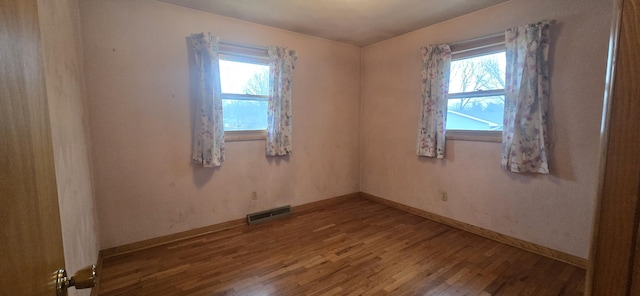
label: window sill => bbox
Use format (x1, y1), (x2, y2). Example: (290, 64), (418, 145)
(446, 130), (502, 143)
(224, 130), (267, 142)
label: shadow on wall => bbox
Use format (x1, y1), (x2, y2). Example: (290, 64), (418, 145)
(545, 22), (576, 183)
(192, 165), (216, 188)
(266, 154), (290, 165)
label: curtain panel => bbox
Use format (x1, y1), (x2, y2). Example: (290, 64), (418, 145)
(190, 33), (225, 167)
(416, 45), (451, 158)
(266, 46), (297, 156)
(502, 21), (553, 174)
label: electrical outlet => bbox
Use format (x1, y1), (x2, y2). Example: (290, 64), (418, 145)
(441, 192), (448, 201)
(251, 191), (258, 200)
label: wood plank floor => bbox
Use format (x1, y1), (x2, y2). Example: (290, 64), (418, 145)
(97, 197), (585, 295)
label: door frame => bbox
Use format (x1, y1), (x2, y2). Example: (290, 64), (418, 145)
(587, 0), (640, 294)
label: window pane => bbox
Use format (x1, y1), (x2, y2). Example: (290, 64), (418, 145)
(222, 99), (268, 131)
(219, 58), (270, 131)
(449, 52), (505, 94)
(446, 96), (504, 131)
(219, 60), (269, 96)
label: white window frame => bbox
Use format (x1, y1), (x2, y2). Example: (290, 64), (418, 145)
(446, 34), (506, 143)
(218, 43), (270, 142)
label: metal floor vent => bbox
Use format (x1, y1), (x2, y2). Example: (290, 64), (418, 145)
(247, 205), (291, 225)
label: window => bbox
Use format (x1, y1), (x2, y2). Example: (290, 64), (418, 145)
(447, 35), (505, 142)
(219, 56), (269, 130)
(217, 43), (270, 141)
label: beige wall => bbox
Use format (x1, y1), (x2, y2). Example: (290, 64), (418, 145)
(361, 0), (612, 258)
(79, 0), (361, 248)
(37, 0), (100, 295)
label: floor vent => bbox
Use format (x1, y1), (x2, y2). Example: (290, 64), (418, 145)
(247, 205), (291, 225)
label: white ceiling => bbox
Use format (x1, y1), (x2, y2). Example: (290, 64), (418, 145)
(158, 0), (510, 46)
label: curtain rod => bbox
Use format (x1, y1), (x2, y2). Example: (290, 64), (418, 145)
(219, 40), (267, 52)
(449, 19), (557, 47)
(450, 32), (504, 47)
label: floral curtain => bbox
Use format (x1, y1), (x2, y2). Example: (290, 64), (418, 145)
(502, 21), (552, 174)
(190, 33), (225, 167)
(416, 45), (451, 158)
(266, 46), (297, 156)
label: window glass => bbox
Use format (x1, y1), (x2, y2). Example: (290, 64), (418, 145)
(221, 100), (269, 131)
(447, 96), (504, 131)
(219, 59), (269, 131)
(447, 51), (505, 131)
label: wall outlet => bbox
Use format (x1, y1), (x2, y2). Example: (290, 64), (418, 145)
(251, 191), (258, 200)
(441, 192), (448, 201)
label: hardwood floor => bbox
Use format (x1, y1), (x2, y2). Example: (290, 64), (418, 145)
(97, 197), (585, 295)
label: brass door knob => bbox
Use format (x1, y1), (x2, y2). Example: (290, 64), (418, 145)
(55, 264), (96, 296)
